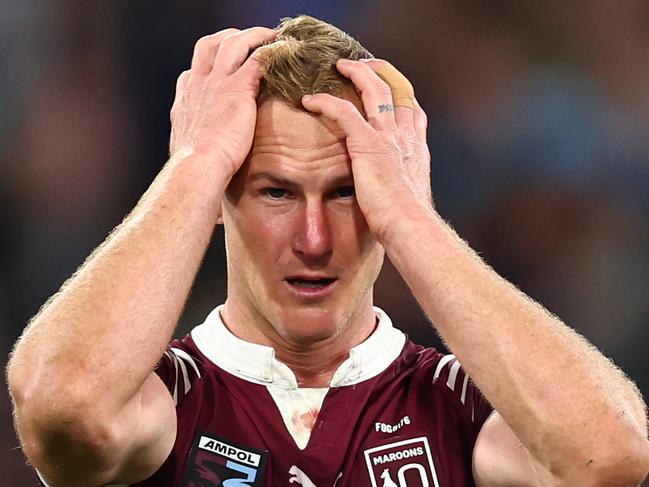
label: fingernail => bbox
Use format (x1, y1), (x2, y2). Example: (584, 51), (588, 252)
(302, 95), (312, 103)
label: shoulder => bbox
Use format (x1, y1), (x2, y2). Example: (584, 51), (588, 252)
(404, 345), (494, 431)
(155, 334), (206, 406)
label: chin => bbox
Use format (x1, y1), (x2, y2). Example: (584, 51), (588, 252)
(274, 306), (343, 345)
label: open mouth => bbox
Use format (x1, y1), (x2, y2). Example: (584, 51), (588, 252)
(285, 277), (337, 288)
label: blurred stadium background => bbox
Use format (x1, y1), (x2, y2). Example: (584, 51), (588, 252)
(2, 1), (649, 484)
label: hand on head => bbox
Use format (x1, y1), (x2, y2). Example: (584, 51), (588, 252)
(169, 27), (276, 176)
(169, 22), (432, 243)
(301, 59), (432, 243)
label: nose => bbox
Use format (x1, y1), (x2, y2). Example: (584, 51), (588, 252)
(292, 200), (333, 264)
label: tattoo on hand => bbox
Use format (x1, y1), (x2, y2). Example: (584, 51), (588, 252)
(378, 104), (394, 113)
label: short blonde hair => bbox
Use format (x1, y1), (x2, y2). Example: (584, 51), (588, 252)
(258, 15), (373, 108)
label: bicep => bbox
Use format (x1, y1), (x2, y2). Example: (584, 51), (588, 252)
(33, 372), (177, 487)
(473, 412), (549, 487)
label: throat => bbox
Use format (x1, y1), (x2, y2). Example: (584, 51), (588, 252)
(276, 348), (348, 388)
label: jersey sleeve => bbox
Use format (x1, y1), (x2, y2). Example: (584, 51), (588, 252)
(427, 352), (494, 432)
(154, 340), (203, 407)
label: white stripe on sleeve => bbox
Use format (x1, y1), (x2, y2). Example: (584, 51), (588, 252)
(446, 360), (462, 391)
(170, 352), (179, 406)
(170, 347), (202, 379)
(460, 373), (469, 405)
(433, 354), (456, 382)
(175, 353), (190, 395)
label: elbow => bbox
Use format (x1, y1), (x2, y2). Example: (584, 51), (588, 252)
(7, 344), (99, 430)
(548, 415), (649, 487)
(8, 362), (119, 468)
(588, 446), (649, 487)
(11, 389), (124, 485)
(6, 349), (30, 408)
(12, 386), (118, 452)
(603, 437), (649, 486)
(574, 433), (649, 487)
(599, 408), (649, 486)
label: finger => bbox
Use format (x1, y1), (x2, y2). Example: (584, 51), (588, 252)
(211, 27), (277, 78)
(226, 49), (266, 91)
(176, 70), (191, 94)
(335, 59), (397, 131)
(170, 70), (191, 121)
(360, 59), (415, 128)
(191, 28), (240, 76)
(301, 93), (375, 141)
(412, 97), (428, 145)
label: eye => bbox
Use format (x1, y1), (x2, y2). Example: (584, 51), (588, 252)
(264, 188), (288, 199)
(334, 186), (355, 198)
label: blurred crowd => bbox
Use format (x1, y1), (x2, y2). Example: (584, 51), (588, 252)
(2, 1), (648, 484)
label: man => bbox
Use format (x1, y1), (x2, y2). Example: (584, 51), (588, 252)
(6, 15), (649, 487)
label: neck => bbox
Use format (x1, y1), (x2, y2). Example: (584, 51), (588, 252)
(221, 297), (377, 388)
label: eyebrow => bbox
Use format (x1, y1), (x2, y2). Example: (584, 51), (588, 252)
(248, 172), (355, 188)
(248, 172), (299, 188)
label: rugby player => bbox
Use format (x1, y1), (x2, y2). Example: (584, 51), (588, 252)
(7, 15), (649, 487)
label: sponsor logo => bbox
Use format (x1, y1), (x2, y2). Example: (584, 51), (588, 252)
(375, 415), (411, 434)
(182, 433), (268, 486)
(198, 436), (261, 467)
(364, 437), (439, 487)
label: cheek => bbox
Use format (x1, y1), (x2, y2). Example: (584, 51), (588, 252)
(333, 206), (384, 274)
(346, 204), (378, 257)
(230, 211), (293, 268)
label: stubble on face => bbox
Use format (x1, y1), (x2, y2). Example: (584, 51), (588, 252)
(221, 98), (384, 355)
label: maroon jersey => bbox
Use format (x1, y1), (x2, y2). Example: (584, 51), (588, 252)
(127, 306), (493, 487)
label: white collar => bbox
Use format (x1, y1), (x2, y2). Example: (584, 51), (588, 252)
(191, 305), (406, 389)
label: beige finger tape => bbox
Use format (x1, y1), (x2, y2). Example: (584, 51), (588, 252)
(374, 62), (415, 109)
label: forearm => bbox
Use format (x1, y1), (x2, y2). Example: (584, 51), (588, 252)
(8, 153), (226, 416)
(383, 207), (649, 477)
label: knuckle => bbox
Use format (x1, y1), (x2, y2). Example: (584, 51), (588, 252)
(193, 35), (212, 53)
(218, 32), (239, 48)
(339, 100), (359, 117)
(219, 27), (240, 34)
(375, 83), (393, 100)
(177, 70), (190, 84)
(244, 26), (274, 37)
(337, 98), (356, 111)
(215, 27), (239, 38)
(417, 109), (428, 127)
(194, 29), (238, 54)
(169, 104), (181, 123)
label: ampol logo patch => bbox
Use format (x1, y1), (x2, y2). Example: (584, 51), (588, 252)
(364, 437), (439, 487)
(182, 433), (268, 486)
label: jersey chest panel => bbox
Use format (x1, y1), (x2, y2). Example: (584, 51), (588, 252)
(134, 341), (486, 487)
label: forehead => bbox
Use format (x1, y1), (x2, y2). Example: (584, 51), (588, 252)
(251, 99), (347, 161)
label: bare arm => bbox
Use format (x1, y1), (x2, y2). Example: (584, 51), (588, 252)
(6, 27), (276, 487)
(385, 209), (649, 486)
(303, 58), (649, 486)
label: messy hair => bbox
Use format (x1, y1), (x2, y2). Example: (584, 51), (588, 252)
(258, 15), (373, 109)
